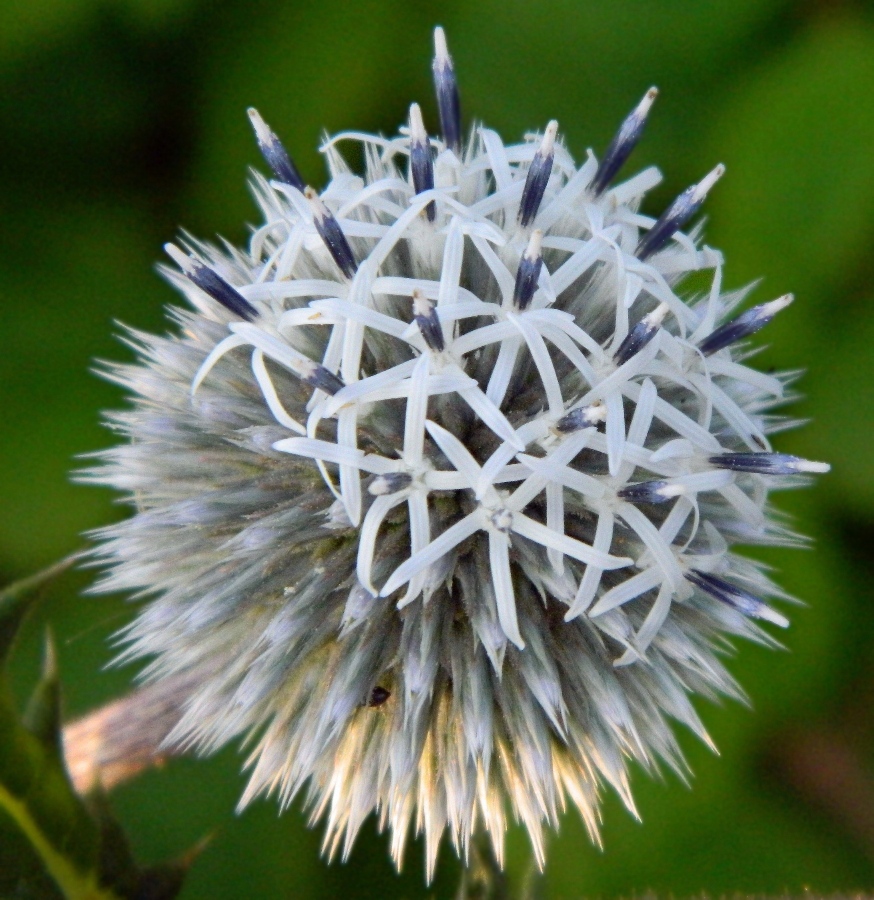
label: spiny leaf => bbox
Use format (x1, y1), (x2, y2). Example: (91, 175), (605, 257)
(0, 556), (76, 664)
(0, 578), (193, 899)
(23, 631), (63, 757)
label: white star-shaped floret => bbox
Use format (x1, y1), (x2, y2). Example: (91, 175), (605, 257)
(378, 420), (634, 648)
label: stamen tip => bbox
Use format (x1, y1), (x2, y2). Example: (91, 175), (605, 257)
(247, 107), (268, 139)
(765, 293), (794, 315)
(541, 120), (558, 154)
(526, 229), (543, 258)
(694, 163), (726, 200)
(795, 459), (831, 474)
(638, 87), (659, 116)
(164, 242), (191, 271)
(434, 26), (449, 63)
(409, 103), (427, 143)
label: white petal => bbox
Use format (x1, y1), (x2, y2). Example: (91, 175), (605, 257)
(244, 279), (343, 303)
(506, 312), (564, 414)
(605, 392), (626, 477)
(510, 428), (594, 509)
(479, 127), (514, 192)
(424, 420), (483, 487)
(471, 234), (515, 300)
(357, 494), (406, 594)
(323, 359), (417, 416)
(489, 532), (525, 649)
(310, 298), (409, 339)
(191, 333), (248, 394)
(565, 512), (614, 619)
(626, 377), (657, 448)
(271, 437), (394, 473)
(634, 581), (675, 653)
(617, 503), (684, 589)
(546, 482), (565, 574)
(438, 218), (465, 307)
(551, 237), (605, 296)
(458, 384), (525, 450)
(658, 496), (695, 544)
(589, 567), (662, 617)
(671, 470), (735, 493)
(719, 483), (766, 528)
(230, 322), (311, 376)
(338, 408), (362, 525)
(251, 350), (306, 435)
(622, 381), (721, 451)
(452, 320), (517, 357)
(515, 452), (605, 501)
(403, 354), (430, 465)
(705, 357), (784, 398)
(512, 513), (632, 569)
(382, 512), (480, 598)
(486, 338), (522, 407)
(650, 438), (696, 463)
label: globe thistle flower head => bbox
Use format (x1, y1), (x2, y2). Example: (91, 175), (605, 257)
(83, 27), (829, 878)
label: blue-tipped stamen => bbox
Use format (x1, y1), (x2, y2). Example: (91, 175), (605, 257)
(299, 358), (345, 396)
(164, 243), (259, 321)
(709, 451), (829, 475)
(432, 27), (462, 154)
(512, 229), (543, 310)
(409, 103), (436, 223)
(618, 480), (685, 504)
(590, 87), (658, 197)
(518, 121), (558, 227)
(553, 401), (607, 435)
(247, 108), (305, 192)
(369, 473), (414, 496)
(305, 188), (358, 280)
(613, 302), (669, 366)
(412, 289), (445, 352)
(685, 569), (789, 627)
(636, 164), (724, 260)
(699, 294), (793, 356)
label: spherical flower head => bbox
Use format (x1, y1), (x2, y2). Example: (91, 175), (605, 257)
(83, 28), (829, 877)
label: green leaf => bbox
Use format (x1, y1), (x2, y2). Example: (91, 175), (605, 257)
(0, 557), (76, 668)
(23, 632), (63, 757)
(0, 565), (196, 900)
(705, 17), (874, 337)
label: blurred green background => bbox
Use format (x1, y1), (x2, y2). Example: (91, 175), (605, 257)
(1, 0), (873, 897)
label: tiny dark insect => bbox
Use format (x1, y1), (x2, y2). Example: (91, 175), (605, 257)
(368, 686), (391, 707)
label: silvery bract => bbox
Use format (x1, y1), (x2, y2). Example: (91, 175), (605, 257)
(83, 28), (829, 878)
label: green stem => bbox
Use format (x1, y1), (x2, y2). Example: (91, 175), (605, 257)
(455, 832), (509, 900)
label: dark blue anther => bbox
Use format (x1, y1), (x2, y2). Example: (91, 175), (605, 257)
(433, 27), (462, 155)
(518, 121), (557, 227)
(247, 108), (305, 192)
(708, 451), (829, 475)
(685, 569), (788, 627)
(164, 244), (258, 321)
(613, 303), (669, 366)
(305, 188), (358, 280)
(412, 289), (444, 352)
(301, 359), (344, 395)
(512, 230), (543, 310)
(636, 164), (724, 260)
(590, 87), (658, 197)
(698, 294), (793, 356)
(554, 402), (607, 434)
(617, 480), (681, 504)
(409, 103), (436, 223)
